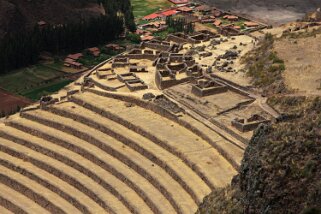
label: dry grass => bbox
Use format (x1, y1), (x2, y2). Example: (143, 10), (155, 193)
(275, 30), (321, 95)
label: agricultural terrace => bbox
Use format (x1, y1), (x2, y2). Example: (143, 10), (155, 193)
(0, 65), (72, 101)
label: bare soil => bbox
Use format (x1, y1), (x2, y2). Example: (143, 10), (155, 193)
(0, 88), (32, 114)
(198, 0), (320, 25)
(274, 33), (321, 95)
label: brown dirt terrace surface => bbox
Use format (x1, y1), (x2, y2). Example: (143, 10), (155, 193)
(0, 89), (32, 114)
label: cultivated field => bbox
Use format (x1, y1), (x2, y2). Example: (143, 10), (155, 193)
(0, 89), (32, 115)
(0, 65), (72, 101)
(0, 5), (281, 212)
(131, 0), (172, 18)
(0, 89), (239, 213)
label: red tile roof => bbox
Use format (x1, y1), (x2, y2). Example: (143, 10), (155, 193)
(177, 6), (193, 12)
(135, 29), (145, 35)
(195, 5), (211, 12)
(141, 35), (154, 41)
(244, 21), (259, 27)
(213, 20), (222, 26)
(88, 47), (99, 52)
(37, 21), (47, 26)
(67, 53), (83, 60)
(161, 10), (178, 17)
(143, 13), (161, 20)
(223, 15), (239, 20)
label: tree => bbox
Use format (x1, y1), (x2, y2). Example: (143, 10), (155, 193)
(0, 0), (135, 74)
(126, 33), (141, 44)
(166, 16), (195, 34)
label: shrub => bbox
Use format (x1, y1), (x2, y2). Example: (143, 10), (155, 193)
(126, 33), (141, 44)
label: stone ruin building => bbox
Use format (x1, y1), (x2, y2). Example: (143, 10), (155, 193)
(191, 78), (228, 97)
(231, 114), (270, 132)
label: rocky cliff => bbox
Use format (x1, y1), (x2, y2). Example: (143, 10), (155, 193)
(198, 96), (321, 213)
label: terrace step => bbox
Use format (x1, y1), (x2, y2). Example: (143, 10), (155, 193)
(74, 91), (237, 188)
(0, 126), (149, 214)
(0, 183), (49, 214)
(50, 101), (211, 204)
(0, 137), (127, 214)
(5, 119), (173, 214)
(0, 205), (14, 214)
(180, 115), (244, 168)
(0, 164), (80, 214)
(21, 109), (198, 214)
(0, 150), (96, 214)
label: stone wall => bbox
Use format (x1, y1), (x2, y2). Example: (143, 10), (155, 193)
(89, 77), (124, 91)
(125, 80), (148, 92)
(0, 127), (111, 213)
(46, 104), (200, 205)
(84, 89), (240, 170)
(231, 115), (270, 132)
(125, 54), (158, 61)
(141, 42), (171, 52)
(191, 84), (228, 97)
(19, 111), (181, 213)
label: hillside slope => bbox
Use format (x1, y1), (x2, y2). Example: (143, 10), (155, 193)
(198, 97), (321, 214)
(0, 0), (104, 37)
(199, 0), (321, 24)
(197, 29), (321, 214)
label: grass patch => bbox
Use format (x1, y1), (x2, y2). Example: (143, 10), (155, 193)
(0, 64), (72, 101)
(131, 0), (172, 18)
(78, 53), (111, 67)
(0, 64), (65, 94)
(22, 79), (72, 101)
(281, 27), (321, 40)
(153, 28), (174, 40)
(241, 33), (287, 95)
(204, 23), (217, 30)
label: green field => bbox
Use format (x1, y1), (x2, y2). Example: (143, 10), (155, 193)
(79, 53), (111, 67)
(22, 79), (73, 101)
(0, 65), (65, 94)
(0, 64), (71, 101)
(131, 0), (172, 18)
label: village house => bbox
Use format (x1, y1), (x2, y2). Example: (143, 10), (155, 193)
(37, 20), (47, 27)
(201, 18), (215, 24)
(135, 29), (146, 35)
(160, 9), (178, 17)
(143, 13), (162, 21)
(211, 9), (223, 17)
(67, 53), (83, 61)
(223, 15), (239, 21)
(64, 58), (83, 69)
(244, 21), (260, 28)
(140, 21), (167, 30)
(233, 25), (241, 30)
(177, 6), (193, 13)
(141, 35), (155, 41)
(106, 44), (124, 52)
(88, 47), (100, 57)
(195, 5), (211, 13)
(168, 0), (189, 4)
(65, 53), (83, 69)
(213, 20), (222, 27)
